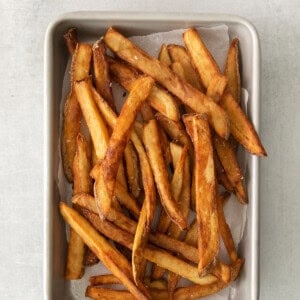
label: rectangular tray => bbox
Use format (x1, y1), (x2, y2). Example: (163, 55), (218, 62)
(44, 12), (260, 300)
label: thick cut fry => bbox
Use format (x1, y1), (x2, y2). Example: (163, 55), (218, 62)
(62, 43), (92, 181)
(220, 91), (267, 156)
(143, 120), (187, 230)
(217, 193), (238, 263)
(171, 61), (185, 79)
(104, 28), (229, 138)
(73, 133), (92, 195)
(183, 28), (226, 93)
(60, 203), (151, 300)
(168, 44), (204, 91)
(74, 78), (109, 161)
(213, 135), (242, 185)
(143, 247), (217, 285)
(124, 141), (141, 198)
(183, 114), (219, 275)
(130, 131), (156, 284)
(225, 38), (241, 103)
(65, 133), (92, 279)
(63, 28), (78, 55)
(109, 59), (180, 122)
(158, 44), (172, 66)
(93, 76), (154, 218)
(92, 39), (115, 110)
(156, 113), (193, 158)
(206, 75), (228, 102)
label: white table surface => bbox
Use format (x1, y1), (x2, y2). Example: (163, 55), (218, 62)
(0, 0), (299, 299)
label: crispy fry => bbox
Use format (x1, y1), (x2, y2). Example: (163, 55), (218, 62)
(206, 74), (228, 102)
(183, 28), (227, 97)
(65, 133), (92, 279)
(73, 133), (92, 195)
(62, 43), (92, 181)
(159, 128), (172, 165)
(168, 44), (204, 91)
(183, 114), (219, 275)
(117, 160), (128, 190)
(86, 286), (135, 300)
(171, 61), (185, 79)
(93, 76), (154, 218)
(104, 28), (229, 138)
(63, 27), (78, 55)
(220, 91), (267, 155)
(216, 192), (238, 263)
(124, 141), (141, 198)
(234, 180), (248, 204)
(156, 113), (193, 158)
(143, 247), (217, 285)
(74, 77), (109, 161)
(225, 38), (241, 103)
(90, 274), (121, 286)
(130, 130), (156, 284)
(143, 120), (187, 230)
(59, 203), (151, 300)
(92, 40), (115, 110)
(109, 59), (180, 122)
(158, 44), (172, 66)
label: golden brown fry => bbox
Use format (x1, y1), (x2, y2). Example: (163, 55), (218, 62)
(234, 180), (248, 205)
(130, 131), (156, 284)
(213, 135), (242, 185)
(143, 247), (217, 285)
(109, 59), (180, 122)
(183, 28), (226, 93)
(171, 61), (185, 79)
(158, 44), (172, 66)
(156, 113), (193, 158)
(159, 128), (172, 165)
(59, 203), (151, 300)
(83, 249), (99, 266)
(220, 91), (267, 155)
(210, 260), (231, 283)
(124, 141), (141, 198)
(74, 77), (109, 161)
(89, 274), (121, 286)
(61, 43), (92, 182)
(141, 103), (155, 121)
(143, 120), (187, 230)
(73, 133), (92, 195)
(65, 133), (92, 279)
(86, 286), (135, 300)
(117, 161), (128, 190)
(104, 28), (229, 138)
(216, 192), (238, 263)
(93, 76), (154, 218)
(92, 40), (115, 110)
(168, 44), (204, 91)
(225, 38), (241, 103)
(206, 74), (228, 102)
(63, 27), (78, 55)
(183, 114), (219, 275)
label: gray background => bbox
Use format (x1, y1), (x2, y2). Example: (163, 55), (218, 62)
(0, 0), (299, 299)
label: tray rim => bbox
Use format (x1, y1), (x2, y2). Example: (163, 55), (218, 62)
(44, 11), (260, 300)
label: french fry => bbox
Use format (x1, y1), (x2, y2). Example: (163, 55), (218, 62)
(59, 203), (151, 300)
(141, 103), (155, 121)
(61, 43), (92, 181)
(83, 249), (99, 266)
(117, 160), (128, 190)
(234, 180), (248, 205)
(156, 113), (193, 158)
(104, 28), (229, 138)
(124, 141), (141, 198)
(183, 114), (219, 275)
(90, 274), (121, 285)
(74, 77), (109, 161)
(159, 128), (172, 165)
(217, 192), (238, 263)
(168, 44), (204, 91)
(143, 120), (187, 230)
(220, 91), (267, 155)
(171, 61), (185, 80)
(183, 28), (227, 101)
(63, 27), (78, 55)
(109, 59), (180, 122)
(65, 133), (92, 279)
(93, 76), (154, 218)
(92, 39), (115, 110)
(158, 44), (172, 66)
(225, 38), (241, 103)
(130, 130), (156, 284)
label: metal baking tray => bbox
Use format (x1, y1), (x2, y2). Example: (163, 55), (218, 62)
(44, 12), (260, 300)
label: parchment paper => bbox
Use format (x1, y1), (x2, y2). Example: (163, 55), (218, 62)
(58, 25), (248, 299)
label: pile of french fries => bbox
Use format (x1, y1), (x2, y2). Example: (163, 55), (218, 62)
(60, 26), (266, 300)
